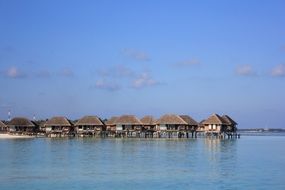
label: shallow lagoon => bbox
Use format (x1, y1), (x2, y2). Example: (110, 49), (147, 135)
(0, 136), (285, 190)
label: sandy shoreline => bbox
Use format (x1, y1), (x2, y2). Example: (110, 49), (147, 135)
(0, 134), (35, 139)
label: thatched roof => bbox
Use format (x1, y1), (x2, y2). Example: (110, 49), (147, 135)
(141, 116), (156, 125)
(202, 114), (225, 125)
(222, 115), (237, 125)
(33, 120), (46, 127)
(105, 116), (118, 125)
(0, 120), (7, 128)
(75, 116), (104, 126)
(156, 114), (187, 125)
(44, 116), (72, 127)
(8, 117), (36, 127)
(115, 115), (142, 125)
(179, 115), (198, 126)
(199, 120), (205, 127)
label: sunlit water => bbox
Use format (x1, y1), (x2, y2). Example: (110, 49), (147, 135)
(0, 136), (285, 190)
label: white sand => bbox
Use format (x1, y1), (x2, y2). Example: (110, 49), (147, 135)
(0, 134), (35, 139)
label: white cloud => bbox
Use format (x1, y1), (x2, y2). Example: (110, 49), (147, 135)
(122, 48), (150, 61)
(93, 79), (120, 91)
(131, 72), (158, 89)
(235, 65), (256, 76)
(5, 66), (26, 78)
(271, 64), (285, 77)
(94, 65), (136, 91)
(95, 66), (161, 90)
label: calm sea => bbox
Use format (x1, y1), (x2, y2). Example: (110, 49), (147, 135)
(0, 135), (285, 190)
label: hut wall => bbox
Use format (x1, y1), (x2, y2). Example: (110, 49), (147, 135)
(144, 125), (156, 131)
(188, 125), (197, 131)
(107, 125), (116, 131)
(134, 125), (142, 131)
(179, 125), (187, 131)
(158, 124), (167, 131)
(0, 126), (7, 132)
(154, 125), (159, 131)
(125, 125), (134, 130)
(197, 126), (205, 131)
(226, 125), (236, 132)
(167, 124), (178, 130)
(116, 124), (123, 131)
(216, 125), (221, 131)
(8, 126), (16, 132)
(63, 126), (72, 132)
(115, 125), (136, 131)
(76, 126), (83, 132)
(76, 125), (93, 131)
(205, 124), (221, 132)
(205, 125), (209, 131)
(225, 125), (236, 132)
(46, 126), (52, 132)
(9, 126), (37, 134)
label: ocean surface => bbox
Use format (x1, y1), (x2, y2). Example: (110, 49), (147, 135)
(0, 135), (285, 190)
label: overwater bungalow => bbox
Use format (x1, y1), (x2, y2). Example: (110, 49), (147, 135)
(34, 120), (47, 135)
(1, 113), (239, 139)
(75, 116), (105, 137)
(202, 114), (225, 134)
(114, 115), (143, 137)
(45, 116), (74, 137)
(179, 115), (199, 138)
(202, 113), (239, 138)
(0, 120), (8, 133)
(156, 114), (188, 138)
(140, 115), (157, 137)
(7, 117), (38, 135)
(105, 116), (118, 134)
(197, 120), (206, 132)
(221, 115), (238, 133)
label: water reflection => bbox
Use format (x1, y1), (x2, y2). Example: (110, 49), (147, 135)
(1, 137), (285, 190)
(204, 137), (236, 150)
(202, 138), (238, 188)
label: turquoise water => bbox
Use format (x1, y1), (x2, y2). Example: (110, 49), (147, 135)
(0, 136), (285, 190)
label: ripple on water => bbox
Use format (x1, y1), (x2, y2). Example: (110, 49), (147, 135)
(0, 137), (285, 190)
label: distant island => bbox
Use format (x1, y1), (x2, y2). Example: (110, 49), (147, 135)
(238, 128), (285, 132)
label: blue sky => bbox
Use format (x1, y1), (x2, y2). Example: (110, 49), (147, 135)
(0, 0), (285, 128)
